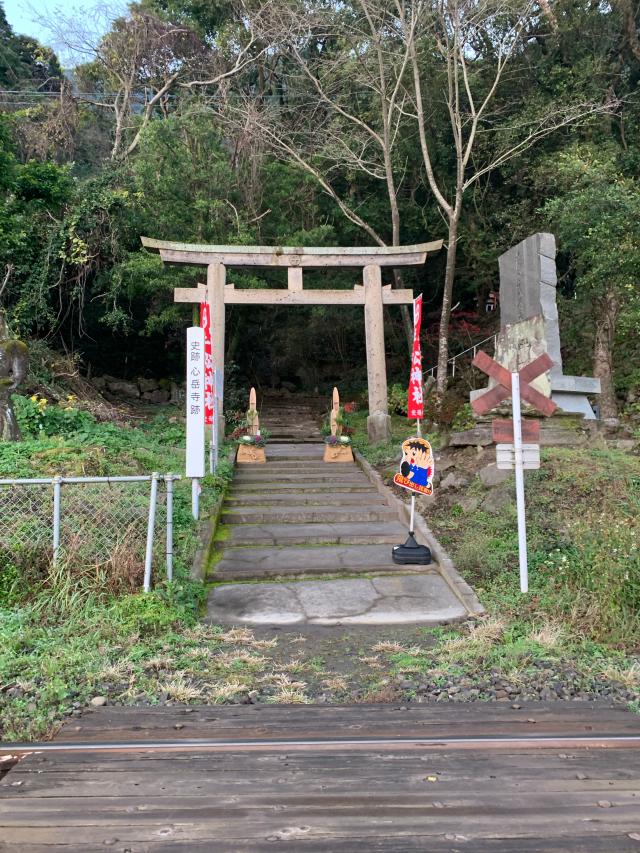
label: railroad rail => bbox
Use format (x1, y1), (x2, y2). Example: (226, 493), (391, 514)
(3, 732), (640, 758)
(2, 703), (639, 850)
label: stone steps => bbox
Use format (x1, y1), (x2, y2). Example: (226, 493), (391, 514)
(234, 465), (360, 477)
(261, 444), (326, 461)
(222, 505), (398, 524)
(202, 436), (483, 626)
(266, 436), (323, 443)
(267, 435), (322, 441)
(234, 471), (368, 484)
(231, 482), (375, 494)
(240, 461), (354, 472)
(217, 520), (407, 547)
(208, 436), (435, 589)
(225, 491), (387, 506)
(214, 543), (435, 581)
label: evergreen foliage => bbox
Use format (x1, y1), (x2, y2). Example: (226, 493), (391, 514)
(0, 0), (636, 407)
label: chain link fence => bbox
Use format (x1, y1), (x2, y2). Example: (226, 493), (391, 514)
(0, 474), (179, 592)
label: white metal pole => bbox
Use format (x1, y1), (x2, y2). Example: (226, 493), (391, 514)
(511, 372), (528, 593)
(192, 478), (200, 521)
(52, 476), (61, 565)
(209, 424), (217, 474)
(165, 474), (174, 583)
(213, 389), (219, 474)
(409, 495), (415, 534)
(143, 472), (159, 593)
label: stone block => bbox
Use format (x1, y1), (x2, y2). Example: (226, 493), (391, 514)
(105, 378), (140, 398)
(539, 255), (557, 286)
(449, 427), (492, 447)
(479, 463), (510, 487)
(138, 377), (160, 393)
(367, 411), (391, 443)
(538, 232), (556, 258)
(550, 375), (601, 394)
(492, 315), (552, 396)
(440, 472), (469, 490)
(142, 389), (170, 403)
(458, 495), (481, 513)
(498, 234), (543, 325)
(551, 391), (597, 420)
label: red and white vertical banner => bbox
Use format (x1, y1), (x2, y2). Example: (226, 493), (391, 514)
(407, 294), (424, 420)
(200, 302), (214, 426)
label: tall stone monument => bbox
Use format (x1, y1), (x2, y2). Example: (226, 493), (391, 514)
(472, 233), (600, 419)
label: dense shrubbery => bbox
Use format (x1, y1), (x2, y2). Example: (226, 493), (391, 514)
(13, 394), (94, 438)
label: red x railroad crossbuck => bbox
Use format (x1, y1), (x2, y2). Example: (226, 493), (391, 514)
(471, 351), (558, 418)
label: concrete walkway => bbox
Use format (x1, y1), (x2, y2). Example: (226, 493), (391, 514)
(206, 440), (478, 625)
(206, 573), (467, 625)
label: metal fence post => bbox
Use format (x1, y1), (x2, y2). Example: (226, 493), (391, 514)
(143, 472), (160, 593)
(165, 473), (174, 583)
(52, 476), (62, 565)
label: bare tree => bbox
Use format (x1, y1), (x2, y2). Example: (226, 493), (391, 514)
(226, 0), (613, 393)
(220, 0), (419, 343)
(49, 2), (271, 158)
(404, 0), (613, 394)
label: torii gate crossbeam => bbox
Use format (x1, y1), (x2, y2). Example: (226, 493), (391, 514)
(141, 238), (443, 442)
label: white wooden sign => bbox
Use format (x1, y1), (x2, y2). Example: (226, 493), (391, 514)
(496, 443), (541, 471)
(186, 326), (205, 479)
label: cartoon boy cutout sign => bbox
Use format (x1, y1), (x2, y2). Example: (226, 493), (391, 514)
(393, 437), (434, 496)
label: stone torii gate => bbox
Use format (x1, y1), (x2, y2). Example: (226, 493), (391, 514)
(140, 238), (442, 442)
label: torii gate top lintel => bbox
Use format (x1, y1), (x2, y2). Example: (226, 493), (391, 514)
(140, 237), (443, 268)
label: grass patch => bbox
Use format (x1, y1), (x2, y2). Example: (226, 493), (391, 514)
(427, 446), (640, 647)
(355, 445), (640, 701)
(0, 407), (236, 740)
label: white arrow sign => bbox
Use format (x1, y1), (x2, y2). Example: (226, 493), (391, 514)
(496, 443), (541, 470)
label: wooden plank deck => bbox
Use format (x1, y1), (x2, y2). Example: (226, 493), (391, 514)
(1, 703), (639, 851)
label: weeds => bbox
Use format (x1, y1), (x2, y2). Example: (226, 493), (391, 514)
(159, 675), (203, 702)
(427, 447), (640, 647)
(599, 662), (640, 688)
(528, 621), (565, 649)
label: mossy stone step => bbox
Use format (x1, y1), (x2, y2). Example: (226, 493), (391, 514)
(248, 462), (356, 473)
(222, 505), (398, 524)
(225, 491), (387, 506)
(217, 520), (407, 547)
(234, 471), (369, 483)
(231, 482), (375, 494)
(212, 543), (436, 581)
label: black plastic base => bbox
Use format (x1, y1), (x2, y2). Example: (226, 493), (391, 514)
(391, 532), (432, 566)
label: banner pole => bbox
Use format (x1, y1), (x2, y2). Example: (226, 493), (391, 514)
(213, 398), (219, 474)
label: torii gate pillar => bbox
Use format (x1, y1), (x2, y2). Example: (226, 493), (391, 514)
(207, 262), (226, 439)
(364, 264), (391, 442)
